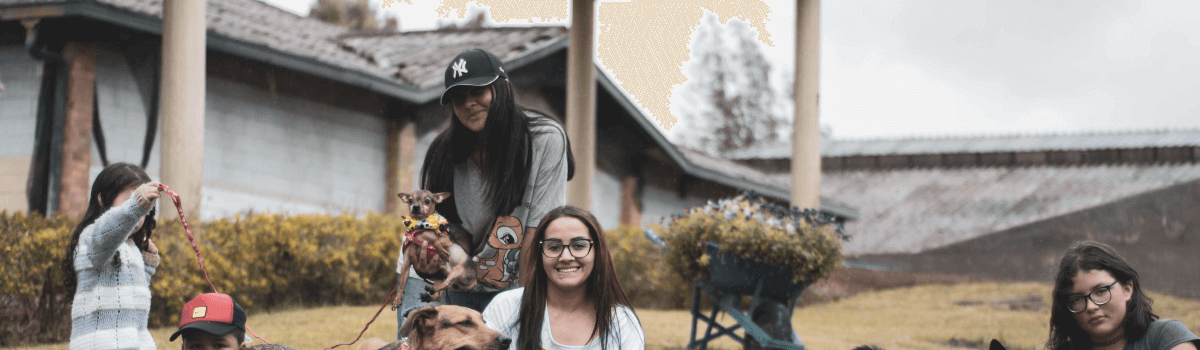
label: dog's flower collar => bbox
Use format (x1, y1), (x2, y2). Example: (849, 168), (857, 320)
(402, 214), (450, 235)
(402, 214), (451, 259)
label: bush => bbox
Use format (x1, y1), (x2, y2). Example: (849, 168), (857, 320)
(0, 211), (77, 346)
(607, 225), (691, 309)
(150, 212), (402, 327)
(660, 193), (847, 286)
(0, 210), (405, 345)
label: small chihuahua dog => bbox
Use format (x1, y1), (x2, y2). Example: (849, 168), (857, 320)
(392, 190), (476, 311)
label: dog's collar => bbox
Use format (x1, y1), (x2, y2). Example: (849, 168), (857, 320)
(402, 214), (451, 259)
(399, 337), (411, 350)
(402, 214), (450, 235)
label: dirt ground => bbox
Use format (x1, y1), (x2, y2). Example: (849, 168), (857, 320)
(797, 267), (997, 307)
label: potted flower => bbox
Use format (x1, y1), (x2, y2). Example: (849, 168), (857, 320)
(661, 192), (847, 296)
(658, 192), (848, 349)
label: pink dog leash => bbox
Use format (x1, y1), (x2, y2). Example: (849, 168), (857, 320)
(320, 279), (403, 350)
(159, 184), (272, 344)
(160, 183), (401, 348)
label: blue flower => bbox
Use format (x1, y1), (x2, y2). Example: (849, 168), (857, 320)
(644, 228), (667, 247)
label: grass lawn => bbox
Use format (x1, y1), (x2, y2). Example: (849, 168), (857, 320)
(11, 282), (1200, 350)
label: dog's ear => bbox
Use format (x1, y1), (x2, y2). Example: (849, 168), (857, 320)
(989, 339), (1006, 350)
(433, 192), (451, 203)
(398, 192), (412, 204)
(399, 306), (439, 341)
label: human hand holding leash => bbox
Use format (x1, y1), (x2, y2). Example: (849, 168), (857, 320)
(138, 181), (162, 201)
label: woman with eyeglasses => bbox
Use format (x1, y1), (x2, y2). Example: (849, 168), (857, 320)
(395, 48), (575, 336)
(482, 206), (645, 350)
(1047, 241), (1199, 350)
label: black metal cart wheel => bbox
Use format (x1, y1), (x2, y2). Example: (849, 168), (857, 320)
(687, 243), (807, 350)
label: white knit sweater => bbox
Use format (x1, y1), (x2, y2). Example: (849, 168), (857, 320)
(69, 187), (160, 350)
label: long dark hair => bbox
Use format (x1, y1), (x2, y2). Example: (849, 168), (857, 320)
(61, 163), (155, 292)
(514, 206), (638, 350)
(420, 78), (574, 223)
(1047, 241), (1156, 350)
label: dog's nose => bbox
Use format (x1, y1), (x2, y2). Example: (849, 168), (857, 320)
(497, 335), (512, 348)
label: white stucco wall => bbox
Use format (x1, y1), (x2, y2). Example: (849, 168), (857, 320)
(590, 168), (621, 230)
(84, 46), (387, 219)
(90, 46), (162, 180)
(0, 45), (40, 212)
(640, 184), (708, 227)
(200, 76), (387, 219)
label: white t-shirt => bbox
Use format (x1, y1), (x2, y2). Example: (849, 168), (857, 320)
(483, 288), (646, 350)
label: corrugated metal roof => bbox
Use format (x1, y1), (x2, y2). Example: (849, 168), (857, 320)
(725, 129), (1200, 159)
(810, 163), (1200, 255)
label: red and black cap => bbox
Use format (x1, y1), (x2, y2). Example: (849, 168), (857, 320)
(440, 48), (508, 105)
(169, 293), (247, 342)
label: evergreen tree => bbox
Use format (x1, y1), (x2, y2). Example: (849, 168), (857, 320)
(670, 12), (786, 155)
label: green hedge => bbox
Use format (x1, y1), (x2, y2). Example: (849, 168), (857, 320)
(0, 211), (76, 346)
(0, 210), (685, 346)
(0, 211), (403, 346)
(608, 225), (692, 309)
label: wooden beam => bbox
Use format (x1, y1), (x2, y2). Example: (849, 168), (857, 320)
(385, 118), (417, 215)
(791, 0), (821, 210)
(160, 0), (207, 218)
(58, 41), (96, 219)
(566, 0), (596, 210)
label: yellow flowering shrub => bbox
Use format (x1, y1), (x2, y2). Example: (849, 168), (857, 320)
(0, 211), (76, 346)
(607, 225), (691, 309)
(150, 212), (403, 327)
(661, 193), (847, 286)
(0, 210), (406, 344)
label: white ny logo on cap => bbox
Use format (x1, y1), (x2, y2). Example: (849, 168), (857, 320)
(452, 58), (468, 78)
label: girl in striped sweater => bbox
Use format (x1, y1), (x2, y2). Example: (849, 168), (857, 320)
(62, 163), (163, 350)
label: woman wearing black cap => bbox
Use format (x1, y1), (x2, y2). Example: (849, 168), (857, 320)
(394, 48), (574, 328)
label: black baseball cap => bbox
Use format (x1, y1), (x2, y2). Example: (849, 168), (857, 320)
(170, 293), (247, 342)
(440, 48), (508, 105)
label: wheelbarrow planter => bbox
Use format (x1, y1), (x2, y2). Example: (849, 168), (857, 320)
(660, 193), (847, 350)
(689, 242), (809, 350)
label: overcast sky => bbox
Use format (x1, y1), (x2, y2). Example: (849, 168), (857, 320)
(260, 0), (1200, 139)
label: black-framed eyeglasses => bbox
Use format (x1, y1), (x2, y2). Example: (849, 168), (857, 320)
(539, 238), (593, 259)
(1066, 281), (1119, 313)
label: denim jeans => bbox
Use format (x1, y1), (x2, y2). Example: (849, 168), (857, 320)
(395, 276), (438, 340)
(444, 289), (500, 313)
(394, 275), (502, 339)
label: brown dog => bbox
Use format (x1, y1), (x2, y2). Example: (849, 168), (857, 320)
(392, 191), (477, 311)
(357, 305), (511, 350)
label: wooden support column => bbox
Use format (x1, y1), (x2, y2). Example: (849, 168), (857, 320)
(160, 0), (207, 218)
(791, 0), (820, 210)
(566, 0), (596, 210)
(58, 42), (96, 219)
(618, 175), (642, 228)
(385, 118), (417, 215)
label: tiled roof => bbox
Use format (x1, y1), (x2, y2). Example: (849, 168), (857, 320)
(676, 145), (859, 218)
(0, 0), (72, 4)
(3, 0), (860, 219)
(725, 129), (1200, 160)
(62, 0), (565, 90)
(807, 163), (1200, 255)
(337, 27), (566, 88)
(96, 0), (388, 76)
